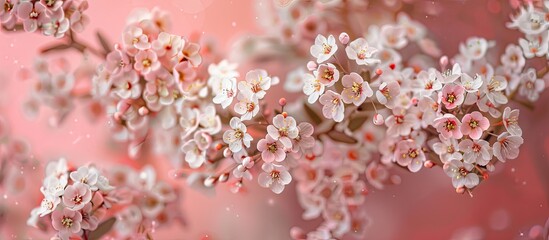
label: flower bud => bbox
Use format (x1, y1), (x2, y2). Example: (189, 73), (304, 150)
(307, 61), (317, 71)
(203, 176), (217, 187)
(373, 113), (384, 125)
(456, 186), (466, 194)
(138, 106), (149, 116)
(486, 163), (495, 172)
(278, 98), (287, 106)
(339, 32), (350, 44)
(439, 55), (448, 69)
(375, 68), (383, 75)
(218, 172), (229, 183)
(282, 112), (288, 118)
(424, 160), (435, 168)
(223, 148), (232, 157)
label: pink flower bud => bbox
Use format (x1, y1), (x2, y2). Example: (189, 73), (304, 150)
(290, 227), (306, 240)
(278, 98), (287, 106)
(486, 163), (495, 172)
(424, 160), (435, 168)
(375, 68), (383, 75)
(138, 106), (149, 116)
(373, 113), (384, 125)
(307, 61), (317, 71)
(439, 55), (448, 69)
(339, 32), (349, 44)
(456, 186), (466, 194)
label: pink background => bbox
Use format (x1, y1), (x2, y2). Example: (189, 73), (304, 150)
(0, 0), (548, 239)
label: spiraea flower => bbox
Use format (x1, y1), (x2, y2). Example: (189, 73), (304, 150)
(460, 111), (490, 140)
(443, 160), (480, 189)
(258, 163), (292, 194)
(319, 90), (345, 122)
(345, 38), (380, 65)
(310, 34), (338, 63)
(493, 132), (524, 162)
(341, 72), (373, 106)
(223, 117), (253, 153)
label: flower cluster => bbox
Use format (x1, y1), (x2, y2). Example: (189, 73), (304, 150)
(106, 165), (182, 239)
(1, 0), (89, 37)
(207, 67), (315, 194)
(91, 8), (222, 160)
(27, 158), (116, 240)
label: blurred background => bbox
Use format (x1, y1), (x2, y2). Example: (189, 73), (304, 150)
(0, 0), (548, 239)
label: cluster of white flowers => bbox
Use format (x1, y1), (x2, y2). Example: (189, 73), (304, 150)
(105, 165), (182, 239)
(27, 158), (116, 240)
(0, 0), (89, 38)
(209, 67), (315, 194)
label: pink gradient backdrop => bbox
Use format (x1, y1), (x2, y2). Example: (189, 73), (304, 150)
(0, 0), (548, 239)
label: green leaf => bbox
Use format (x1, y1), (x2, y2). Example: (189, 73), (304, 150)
(348, 115), (368, 131)
(327, 131), (358, 144)
(89, 217), (116, 240)
(303, 102), (322, 125)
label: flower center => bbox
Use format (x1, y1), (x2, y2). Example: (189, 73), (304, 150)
(394, 115), (404, 124)
(45, 0), (56, 7)
(357, 48), (368, 60)
(472, 144), (481, 153)
(4, 1), (13, 12)
(458, 167), (468, 177)
(142, 59), (152, 68)
(29, 9), (39, 19)
(323, 69), (334, 81)
(61, 217), (73, 228)
(267, 142), (278, 153)
(446, 93), (456, 103)
(447, 145), (455, 153)
(234, 129), (243, 139)
(72, 194), (83, 205)
(322, 43), (332, 54)
(469, 119), (478, 129)
(444, 120), (456, 131)
(270, 170), (280, 179)
(351, 82), (362, 96)
(246, 102), (255, 112)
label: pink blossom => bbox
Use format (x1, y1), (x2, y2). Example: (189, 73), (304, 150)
(267, 114), (299, 148)
(212, 77), (237, 108)
(152, 32), (183, 57)
(503, 107), (522, 136)
(173, 61), (197, 93)
(257, 135), (286, 163)
(0, 0), (18, 29)
(112, 70), (141, 99)
(178, 41), (202, 66)
(239, 69), (272, 99)
(440, 83), (465, 109)
(68, 0), (89, 33)
(458, 139), (492, 166)
(314, 63), (339, 87)
(105, 45), (132, 76)
(432, 136), (462, 163)
(394, 140), (425, 172)
(17, 1), (48, 32)
(460, 111), (490, 139)
(223, 117), (253, 153)
(303, 73), (325, 104)
(38, 195), (60, 217)
(433, 114), (463, 139)
(443, 160), (479, 188)
(69, 166), (99, 187)
(181, 139), (206, 168)
(62, 182), (92, 211)
(385, 107), (415, 137)
(376, 80), (400, 109)
(345, 38), (380, 65)
(123, 26), (151, 51)
(134, 49), (160, 75)
(258, 163), (292, 194)
(459, 37), (492, 60)
(80, 203), (99, 231)
(234, 94), (259, 121)
(500, 44), (525, 72)
(493, 132), (523, 162)
(292, 122), (315, 153)
(319, 90), (345, 122)
(42, 17), (70, 38)
(365, 162), (390, 189)
(518, 33), (548, 58)
(51, 208), (82, 240)
(380, 25), (407, 49)
(310, 34), (338, 63)
(341, 72), (373, 106)
(519, 68), (545, 101)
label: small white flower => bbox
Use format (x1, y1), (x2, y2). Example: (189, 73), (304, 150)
(303, 73), (325, 104)
(380, 25), (408, 49)
(518, 68), (545, 101)
(310, 34), (338, 63)
(258, 163), (292, 194)
(181, 140), (207, 168)
(345, 38), (380, 66)
(493, 132), (524, 162)
(319, 90), (345, 122)
(502, 107), (522, 136)
(284, 68), (306, 93)
(500, 44), (526, 73)
(267, 114), (299, 148)
(443, 160), (479, 189)
(518, 33), (549, 58)
(433, 136), (462, 164)
(69, 166), (99, 188)
(507, 4), (549, 35)
(460, 73), (483, 93)
(376, 80), (400, 109)
(212, 77), (237, 109)
(238, 69), (271, 99)
(234, 94), (260, 121)
(459, 139), (492, 166)
(223, 117), (253, 153)
(459, 37), (493, 60)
